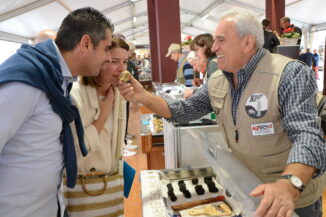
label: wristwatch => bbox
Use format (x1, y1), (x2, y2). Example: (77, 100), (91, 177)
(280, 174), (305, 192)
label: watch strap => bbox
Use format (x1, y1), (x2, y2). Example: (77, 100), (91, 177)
(280, 174), (305, 192)
(281, 174), (292, 179)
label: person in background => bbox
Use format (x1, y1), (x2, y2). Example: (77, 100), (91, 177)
(64, 37), (128, 217)
(124, 42), (139, 156)
(34, 29), (57, 44)
(262, 18), (280, 53)
(301, 48), (314, 68)
(183, 51), (200, 99)
(143, 55), (151, 72)
(186, 51), (197, 68)
(119, 9), (326, 217)
(313, 49), (320, 79)
(281, 16), (302, 45)
(273, 29), (281, 41)
(0, 7), (113, 217)
(186, 51), (201, 85)
(184, 34), (218, 99)
(128, 54), (140, 81)
(136, 54), (143, 66)
(165, 43), (194, 87)
(127, 44), (141, 82)
(188, 51), (205, 88)
(190, 33), (218, 82)
(298, 48), (305, 62)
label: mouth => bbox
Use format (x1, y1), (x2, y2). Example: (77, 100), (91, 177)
(217, 54), (225, 58)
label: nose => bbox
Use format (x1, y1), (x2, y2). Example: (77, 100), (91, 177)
(119, 62), (125, 71)
(116, 61), (125, 74)
(106, 51), (112, 62)
(211, 41), (218, 53)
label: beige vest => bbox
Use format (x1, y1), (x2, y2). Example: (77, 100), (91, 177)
(176, 55), (188, 84)
(208, 52), (326, 208)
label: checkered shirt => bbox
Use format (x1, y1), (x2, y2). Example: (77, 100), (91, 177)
(166, 48), (326, 175)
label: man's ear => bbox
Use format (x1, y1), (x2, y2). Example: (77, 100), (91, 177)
(79, 34), (92, 52)
(244, 35), (256, 52)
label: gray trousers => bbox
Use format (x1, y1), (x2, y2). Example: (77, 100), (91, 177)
(295, 198), (322, 217)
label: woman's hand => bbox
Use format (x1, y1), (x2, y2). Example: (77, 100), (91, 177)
(93, 87), (115, 133)
(98, 87), (115, 120)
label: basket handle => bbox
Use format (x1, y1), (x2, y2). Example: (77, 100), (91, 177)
(81, 175), (109, 196)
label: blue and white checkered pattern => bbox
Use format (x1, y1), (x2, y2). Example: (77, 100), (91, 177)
(166, 48), (326, 175)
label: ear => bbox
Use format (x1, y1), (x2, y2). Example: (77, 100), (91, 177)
(79, 34), (93, 52)
(244, 35), (256, 52)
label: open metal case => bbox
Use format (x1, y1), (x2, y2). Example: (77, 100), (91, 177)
(140, 124), (299, 217)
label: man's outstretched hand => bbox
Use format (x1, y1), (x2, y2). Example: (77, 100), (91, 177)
(250, 179), (300, 217)
(118, 74), (146, 104)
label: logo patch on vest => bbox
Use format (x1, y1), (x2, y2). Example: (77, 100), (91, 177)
(245, 93), (268, 118)
(251, 122), (275, 136)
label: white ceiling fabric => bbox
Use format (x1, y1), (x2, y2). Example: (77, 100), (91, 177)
(0, 0), (325, 44)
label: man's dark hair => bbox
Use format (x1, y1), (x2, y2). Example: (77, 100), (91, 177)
(262, 18), (271, 28)
(190, 33), (215, 58)
(55, 7), (114, 51)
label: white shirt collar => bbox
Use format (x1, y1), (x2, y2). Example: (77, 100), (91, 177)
(52, 41), (77, 82)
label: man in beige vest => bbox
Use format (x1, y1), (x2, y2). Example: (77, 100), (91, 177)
(165, 43), (194, 87)
(118, 9), (326, 217)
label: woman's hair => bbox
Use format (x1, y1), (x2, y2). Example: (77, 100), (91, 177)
(190, 33), (215, 58)
(80, 37), (129, 87)
(220, 9), (264, 49)
(111, 37), (129, 51)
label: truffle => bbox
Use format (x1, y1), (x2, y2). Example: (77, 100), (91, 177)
(182, 189), (191, 198)
(167, 183), (174, 191)
(168, 191), (177, 201)
(191, 178), (198, 185)
(204, 176), (213, 184)
(195, 185), (205, 195)
(119, 70), (130, 82)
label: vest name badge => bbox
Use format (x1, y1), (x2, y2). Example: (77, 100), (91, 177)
(251, 122), (275, 136)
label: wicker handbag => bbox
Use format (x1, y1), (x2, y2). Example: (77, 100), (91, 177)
(63, 171), (124, 217)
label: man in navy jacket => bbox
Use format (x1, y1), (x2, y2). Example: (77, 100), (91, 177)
(301, 48), (314, 68)
(0, 7), (113, 217)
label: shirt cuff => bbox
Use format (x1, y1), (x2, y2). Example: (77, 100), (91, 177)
(164, 98), (180, 122)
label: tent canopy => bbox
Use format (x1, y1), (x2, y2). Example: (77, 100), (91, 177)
(0, 0), (325, 44)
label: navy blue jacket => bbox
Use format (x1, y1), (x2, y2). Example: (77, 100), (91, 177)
(263, 29), (280, 53)
(301, 51), (314, 67)
(0, 40), (87, 188)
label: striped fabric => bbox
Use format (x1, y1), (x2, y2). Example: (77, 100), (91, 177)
(183, 61), (194, 87)
(63, 174), (124, 217)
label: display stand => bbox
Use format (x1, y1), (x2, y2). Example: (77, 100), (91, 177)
(140, 107), (165, 170)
